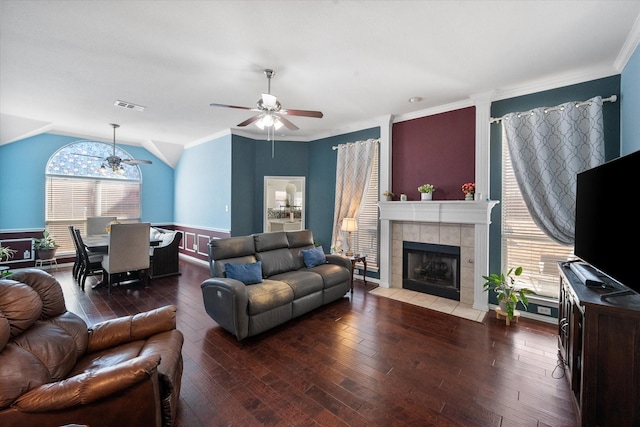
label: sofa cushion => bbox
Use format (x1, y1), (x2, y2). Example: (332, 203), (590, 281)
(254, 231), (289, 252)
(309, 263), (351, 288)
(225, 261), (263, 285)
(270, 270), (324, 299)
(256, 249), (296, 277)
(301, 246), (327, 268)
(210, 236), (255, 260)
(286, 230), (314, 248)
(245, 280), (294, 316)
(159, 231), (175, 248)
(211, 255), (257, 278)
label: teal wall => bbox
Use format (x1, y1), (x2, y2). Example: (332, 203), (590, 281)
(0, 133), (174, 229)
(307, 127), (381, 251)
(621, 44), (640, 155)
(174, 134), (232, 230)
(488, 75), (622, 306)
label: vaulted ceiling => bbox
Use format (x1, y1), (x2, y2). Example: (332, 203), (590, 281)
(2, 1), (639, 166)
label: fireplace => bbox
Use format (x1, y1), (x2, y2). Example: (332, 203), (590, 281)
(403, 241), (461, 301)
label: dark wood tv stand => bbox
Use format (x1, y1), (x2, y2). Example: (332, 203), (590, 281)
(558, 263), (640, 427)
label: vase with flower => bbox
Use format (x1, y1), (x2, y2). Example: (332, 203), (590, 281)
(418, 184), (434, 200)
(461, 182), (475, 201)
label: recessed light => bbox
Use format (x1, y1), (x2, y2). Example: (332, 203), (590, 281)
(409, 97), (423, 103)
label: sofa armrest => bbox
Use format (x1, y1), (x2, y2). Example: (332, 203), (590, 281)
(87, 305), (177, 353)
(326, 254), (351, 270)
(13, 355), (161, 412)
(201, 278), (250, 340)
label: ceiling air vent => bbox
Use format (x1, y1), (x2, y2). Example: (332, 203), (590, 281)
(114, 100), (146, 112)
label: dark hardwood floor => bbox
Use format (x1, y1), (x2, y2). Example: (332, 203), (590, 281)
(51, 259), (579, 427)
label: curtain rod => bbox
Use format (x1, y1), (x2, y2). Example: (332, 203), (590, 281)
(331, 138), (379, 150)
(490, 95), (617, 124)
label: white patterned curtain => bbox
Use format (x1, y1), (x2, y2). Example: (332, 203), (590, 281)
(502, 96), (605, 245)
(331, 139), (378, 251)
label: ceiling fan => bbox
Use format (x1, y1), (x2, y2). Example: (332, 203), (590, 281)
(78, 124), (152, 175)
(209, 69), (323, 133)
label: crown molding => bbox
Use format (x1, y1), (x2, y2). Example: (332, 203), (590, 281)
(615, 12), (640, 71)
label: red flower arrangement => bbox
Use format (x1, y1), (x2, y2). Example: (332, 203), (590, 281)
(461, 182), (475, 195)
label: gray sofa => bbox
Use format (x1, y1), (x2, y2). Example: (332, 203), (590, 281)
(201, 230), (351, 340)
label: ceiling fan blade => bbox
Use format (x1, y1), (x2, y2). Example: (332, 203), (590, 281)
(72, 153), (103, 160)
(279, 108), (323, 118)
(237, 115), (262, 127)
(276, 115), (299, 131)
(210, 102), (255, 111)
(122, 159), (152, 165)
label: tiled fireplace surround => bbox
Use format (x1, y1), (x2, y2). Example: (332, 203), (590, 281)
(379, 200), (499, 311)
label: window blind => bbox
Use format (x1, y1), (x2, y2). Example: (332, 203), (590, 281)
(353, 144), (379, 270)
(45, 176), (141, 253)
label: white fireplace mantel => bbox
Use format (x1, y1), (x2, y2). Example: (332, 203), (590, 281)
(379, 200), (498, 225)
(378, 199), (499, 311)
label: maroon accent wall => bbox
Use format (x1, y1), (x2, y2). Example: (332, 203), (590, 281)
(391, 107), (476, 200)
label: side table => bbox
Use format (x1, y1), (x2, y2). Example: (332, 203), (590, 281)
(348, 255), (367, 292)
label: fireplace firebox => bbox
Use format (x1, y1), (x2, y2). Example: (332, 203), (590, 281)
(403, 241), (460, 301)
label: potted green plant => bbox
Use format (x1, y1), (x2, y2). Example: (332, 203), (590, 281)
(34, 231), (58, 260)
(1, 245), (17, 277)
(418, 184), (435, 200)
(383, 190), (394, 201)
(483, 266), (535, 322)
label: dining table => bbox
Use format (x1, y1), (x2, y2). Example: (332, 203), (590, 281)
(83, 234), (162, 253)
(82, 234), (162, 289)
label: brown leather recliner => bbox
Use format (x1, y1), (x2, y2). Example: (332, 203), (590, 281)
(0, 269), (184, 427)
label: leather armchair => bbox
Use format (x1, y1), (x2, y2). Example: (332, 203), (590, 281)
(0, 269), (183, 427)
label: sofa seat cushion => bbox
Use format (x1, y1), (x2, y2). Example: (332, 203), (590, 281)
(309, 264), (351, 288)
(270, 270), (323, 299)
(246, 280), (294, 316)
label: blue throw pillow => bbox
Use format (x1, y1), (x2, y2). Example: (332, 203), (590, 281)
(302, 246), (327, 268)
(225, 261), (263, 285)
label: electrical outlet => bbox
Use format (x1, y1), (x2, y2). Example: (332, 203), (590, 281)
(537, 306), (552, 315)
(23, 250), (30, 259)
(193, 243), (198, 252)
(225, 205), (229, 212)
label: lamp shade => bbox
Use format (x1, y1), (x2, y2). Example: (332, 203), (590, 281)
(341, 217), (358, 232)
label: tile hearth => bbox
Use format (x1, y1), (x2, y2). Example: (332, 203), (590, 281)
(369, 287), (487, 323)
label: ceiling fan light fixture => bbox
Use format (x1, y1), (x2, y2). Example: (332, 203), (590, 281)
(262, 93), (278, 109)
(99, 164), (108, 174)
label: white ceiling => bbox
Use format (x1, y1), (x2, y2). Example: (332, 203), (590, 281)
(2, 1), (640, 166)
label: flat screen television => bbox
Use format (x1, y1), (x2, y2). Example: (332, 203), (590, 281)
(574, 149), (640, 295)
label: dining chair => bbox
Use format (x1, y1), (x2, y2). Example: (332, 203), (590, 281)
(101, 222), (150, 294)
(74, 228), (105, 291)
(86, 216), (117, 236)
(69, 225), (81, 281)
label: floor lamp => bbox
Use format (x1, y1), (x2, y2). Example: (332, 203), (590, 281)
(341, 218), (358, 257)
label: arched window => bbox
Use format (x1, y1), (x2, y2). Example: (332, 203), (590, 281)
(45, 141), (143, 254)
